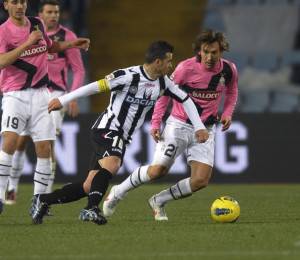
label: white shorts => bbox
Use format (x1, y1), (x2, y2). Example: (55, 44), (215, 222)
(1, 88), (56, 142)
(21, 90), (65, 137)
(152, 116), (216, 168)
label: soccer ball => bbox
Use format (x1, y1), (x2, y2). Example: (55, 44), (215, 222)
(210, 196), (240, 223)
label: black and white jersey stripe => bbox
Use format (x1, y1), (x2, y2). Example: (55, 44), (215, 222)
(91, 65), (188, 143)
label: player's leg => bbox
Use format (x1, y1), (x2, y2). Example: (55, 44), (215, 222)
(47, 103), (65, 194)
(5, 135), (30, 205)
(150, 126), (215, 220)
(79, 155), (120, 225)
(103, 119), (187, 217)
(0, 94), (28, 213)
(79, 129), (126, 225)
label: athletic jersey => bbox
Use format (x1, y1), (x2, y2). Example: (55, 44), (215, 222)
(47, 25), (85, 92)
(92, 65), (189, 143)
(0, 17), (52, 93)
(151, 57), (238, 129)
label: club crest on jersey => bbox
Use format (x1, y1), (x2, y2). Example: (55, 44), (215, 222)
(129, 86), (138, 95)
(219, 74), (226, 86)
(125, 96), (155, 106)
(53, 36), (60, 42)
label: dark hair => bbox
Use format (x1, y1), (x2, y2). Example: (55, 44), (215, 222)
(39, 0), (60, 12)
(193, 29), (229, 60)
(145, 41), (174, 64)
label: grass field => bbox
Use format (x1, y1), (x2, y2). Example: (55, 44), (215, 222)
(1, 184), (300, 260)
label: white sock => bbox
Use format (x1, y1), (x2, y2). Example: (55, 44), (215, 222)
(0, 151), (13, 201)
(8, 150), (25, 193)
(34, 158), (51, 195)
(46, 160), (56, 193)
(155, 177), (192, 206)
(115, 165), (150, 198)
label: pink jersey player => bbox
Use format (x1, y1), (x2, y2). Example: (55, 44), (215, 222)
(0, 16), (52, 93)
(47, 24), (84, 92)
(151, 56), (238, 129)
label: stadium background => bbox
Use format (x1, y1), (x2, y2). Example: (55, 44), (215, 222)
(1, 0), (300, 183)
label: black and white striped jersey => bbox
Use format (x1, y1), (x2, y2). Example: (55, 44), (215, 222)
(91, 65), (189, 143)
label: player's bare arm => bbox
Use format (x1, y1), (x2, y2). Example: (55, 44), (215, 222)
(68, 100), (79, 118)
(49, 38), (90, 53)
(221, 117), (232, 131)
(151, 129), (161, 143)
(48, 98), (62, 113)
(0, 30), (43, 69)
(195, 129), (209, 143)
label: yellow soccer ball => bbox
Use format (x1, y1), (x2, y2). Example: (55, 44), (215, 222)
(210, 196), (240, 223)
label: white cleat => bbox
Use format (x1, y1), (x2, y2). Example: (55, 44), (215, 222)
(148, 195), (168, 221)
(103, 186), (121, 217)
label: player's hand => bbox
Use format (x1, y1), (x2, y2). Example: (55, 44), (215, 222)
(221, 117), (232, 131)
(72, 38), (90, 51)
(195, 129), (209, 143)
(26, 30), (43, 46)
(48, 98), (63, 113)
(151, 129), (161, 143)
(68, 100), (79, 117)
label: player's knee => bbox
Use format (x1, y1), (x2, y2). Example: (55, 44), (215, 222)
(99, 156), (120, 175)
(35, 140), (51, 158)
(1, 132), (19, 154)
(191, 175), (210, 190)
(148, 165), (168, 180)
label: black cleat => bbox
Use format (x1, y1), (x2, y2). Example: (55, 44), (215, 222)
(31, 195), (49, 224)
(79, 207), (107, 225)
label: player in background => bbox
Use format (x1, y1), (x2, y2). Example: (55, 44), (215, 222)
(0, 0), (89, 214)
(103, 29), (238, 221)
(4, 0), (85, 205)
(30, 41), (209, 225)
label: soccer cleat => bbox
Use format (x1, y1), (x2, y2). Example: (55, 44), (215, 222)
(148, 195), (168, 221)
(29, 195), (38, 216)
(31, 195), (49, 224)
(79, 207), (107, 225)
(0, 200), (3, 214)
(4, 189), (17, 205)
(102, 186), (121, 217)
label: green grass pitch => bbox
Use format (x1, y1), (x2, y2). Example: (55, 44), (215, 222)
(1, 183), (300, 260)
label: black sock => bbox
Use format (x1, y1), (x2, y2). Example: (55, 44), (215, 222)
(86, 167), (112, 209)
(40, 182), (86, 205)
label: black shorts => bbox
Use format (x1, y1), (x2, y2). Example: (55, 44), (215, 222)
(89, 128), (126, 171)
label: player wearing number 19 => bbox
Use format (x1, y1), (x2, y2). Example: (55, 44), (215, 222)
(0, 0), (89, 215)
(31, 40), (209, 225)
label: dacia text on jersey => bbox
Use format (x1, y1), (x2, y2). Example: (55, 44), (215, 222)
(125, 96), (156, 106)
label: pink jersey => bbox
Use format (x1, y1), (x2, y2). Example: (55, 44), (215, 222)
(151, 57), (238, 129)
(0, 17), (52, 93)
(47, 25), (85, 92)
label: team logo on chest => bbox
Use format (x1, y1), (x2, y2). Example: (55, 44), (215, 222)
(129, 86), (138, 95)
(219, 73), (226, 86)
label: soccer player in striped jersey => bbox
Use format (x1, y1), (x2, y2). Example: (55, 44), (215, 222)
(31, 41), (209, 225)
(103, 30), (238, 221)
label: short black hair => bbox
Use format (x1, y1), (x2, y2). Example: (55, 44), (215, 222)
(145, 41), (174, 64)
(39, 0), (60, 12)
